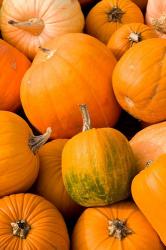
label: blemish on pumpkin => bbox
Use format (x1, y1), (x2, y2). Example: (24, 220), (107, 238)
(11, 62), (17, 70)
(125, 96), (134, 108)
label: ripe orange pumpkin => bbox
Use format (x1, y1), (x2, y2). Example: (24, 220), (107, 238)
(0, 111), (51, 197)
(0, 0), (84, 59)
(21, 33), (120, 139)
(35, 139), (83, 220)
(0, 39), (30, 111)
(107, 23), (157, 60)
(113, 38), (166, 124)
(72, 201), (164, 250)
(0, 193), (69, 249)
(132, 154), (166, 245)
(85, 0), (144, 44)
(132, 0), (148, 9)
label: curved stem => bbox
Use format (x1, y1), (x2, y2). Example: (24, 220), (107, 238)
(79, 104), (91, 132)
(108, 219), (133, 240)
(11, 220), (31, 239)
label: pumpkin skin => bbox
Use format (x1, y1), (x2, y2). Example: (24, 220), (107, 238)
(85, 0), (144, 44)
(35, 139), (83, 220)
(132, 0), (148, 9)
(0, 39), (30, 111)
(132, 154), (166, 245)
(0, 0), (84, 59)
(0, 193), (69, 249)
(21, 33), (120, 139)
(107, 23), (157, 60)
(112, 38), (166, 124)
(130, 121), (166, 172)
(72, 201), (164, 250)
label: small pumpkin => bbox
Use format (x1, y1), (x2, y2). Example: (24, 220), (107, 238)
(107, 23), (157, 60)
(132, 0), (148, 10)
(35, 139), (83, 220)
(0, 0), (84, 59)
(0, 193), (69, 249)
(0, 111), (51, 197)
(132, 154), (166, 245)
(85, 0), (144, 44)
(62, 104), (136, 207)
(72, 201), (164, 250)
(112, 38), (166, 124)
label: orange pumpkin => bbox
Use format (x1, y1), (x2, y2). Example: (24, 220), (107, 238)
(0, 0), (3, 6)
(35, 139), (83, 220)
(132, 154), (166, 246)
(0, 193), (69, 249)
(0, 111), (51, 197)
(72, 201), (164, 250)
(85, 0), (144, 44)
(21, 33), (120, 139)
(0, 39), (30, 111)
(113, 38), (166, 124)
(107, 23), (157, 60)
(0, 0), (84, 59)
(132, 0), (148, 9)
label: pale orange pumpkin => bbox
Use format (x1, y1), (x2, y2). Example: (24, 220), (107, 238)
(0, 0), (84, 59)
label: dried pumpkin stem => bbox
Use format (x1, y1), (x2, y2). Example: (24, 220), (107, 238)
(152, 15), (166, 34)
(29, 127), (52, 154)
(107, 7), (125, 22)
(11, 220), (31, 239)
(128, 32), (142, 45)
(79, 104), (91, 132)
(108, 219), (133, 240)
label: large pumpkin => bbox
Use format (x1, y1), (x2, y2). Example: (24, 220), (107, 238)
(35, 139), (83, 220)
(21, 33), (120, 139)
(132, 0), (148, 9)
(72, 201), (164, 250)
(112, 38), (166, 124)
(0, 0), (84, 59)
(0, 39), (30, 111)
(132, 154), (166, 245)
(85, 0), (144, 44)
(0, 193), (69, 249)
(130, 121), (166, 172)
(107, 23), (157, 60)
(62, 105), (136, 207)
(0, 111), (51, 197)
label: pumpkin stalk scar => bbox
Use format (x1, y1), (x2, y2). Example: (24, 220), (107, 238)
(11, 220), (31, 239)
(107, 7), (125, 22)
(29, 127), (52, 154)
(79, 104), (91, 131)
(39, 47), (57, 59)
(128, 32), (142, 46)
(152, 15), (166, 34)
(108, 219), (133, 240)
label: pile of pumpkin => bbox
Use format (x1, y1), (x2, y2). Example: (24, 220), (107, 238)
(0, 0), (165, 249)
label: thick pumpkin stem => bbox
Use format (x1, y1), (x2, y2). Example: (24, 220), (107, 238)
(11, 220), (31, 239)
(128, 32), (142, 45)
(8, 18), (44, 36)
(107, 7), (125, 22)
(152, 15), (166, 34)
(29, 127), (52, 154)
(108, 219), (133, 240)
(79, 104), (91, 131)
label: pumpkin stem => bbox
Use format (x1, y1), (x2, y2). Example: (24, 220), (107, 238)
(107, 7), (125, 22)
(79, 104), (91, 131)
(128, 32), (142, 45)
(8, 18), (44, 36)
(29, 127), (52, 154)
(108, 219), (133, 240)
(11, 220), (31, 239)
(145, 160), (153, 167)
(152, 15), (166, 34)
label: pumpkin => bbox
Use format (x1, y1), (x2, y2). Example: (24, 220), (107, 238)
(0, 0), (84, 59)
(112, 38), (166, 124)
(146, 0), (166, 38)
(132, 154), (166, 245)
(107, 23), (157, 60)
(62, 104), (136, 207)
(85, 0), (144, 44)
(0, 193), (69, 249)
(0, 111), (51, 197)
(0, 0), (3, 7)
(21, 33), (120, 139)
(35, 139), (83, 220)
(132, 0), (148, 9)
(72, 201), (164, 250)
(130, 121), (166, 172)
(0, 39), (30, 111)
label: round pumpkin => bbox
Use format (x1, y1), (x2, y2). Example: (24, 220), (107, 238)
(21, 33), (120, 139)
(0, 39), (30, 111)
(72, 201), (164, 250)
(132, 0), (148, 9)
(35, 139), (83, 220)
(0, 0), (84, 59)
(0, 193), (69, 249)
(0, 111), (51, 197)
(85, 0), (144, 44)
(112, 38), (166, 124)
(62, 104), (136, 207)
(107, 23), (157, 60)
(132, 154), (166, 246)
